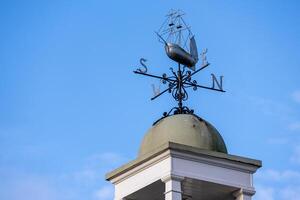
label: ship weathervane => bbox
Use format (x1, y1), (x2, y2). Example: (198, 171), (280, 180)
(134, 10), (225, 122)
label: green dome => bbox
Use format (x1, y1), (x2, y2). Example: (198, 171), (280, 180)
(138, 114), (227, 156)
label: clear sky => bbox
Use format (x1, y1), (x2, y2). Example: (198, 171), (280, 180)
(0, 0), (300, 199)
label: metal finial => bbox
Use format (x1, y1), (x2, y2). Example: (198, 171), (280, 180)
(133, 10), (225, 122)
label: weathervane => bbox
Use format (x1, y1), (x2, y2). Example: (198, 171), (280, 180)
(134, 10), (225, 120)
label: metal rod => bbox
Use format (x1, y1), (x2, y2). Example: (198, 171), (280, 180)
(184, 82), (226, 92)
(134, 70), (176, 82)
(151, 85), (175, 100)
(178, 63), (183, 113)
(182, 63), (210, 82)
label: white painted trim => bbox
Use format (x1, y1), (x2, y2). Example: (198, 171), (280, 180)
(111, 150), (171, 184)
(171, 150), (259, 173)
(171, 156), (255, 190)
(161, 174), (184, 182)
(109, 148), (259, 199)
(114, 156), (172, 199)
(233, 188), (255, 200)
(233, 188), (256, 197)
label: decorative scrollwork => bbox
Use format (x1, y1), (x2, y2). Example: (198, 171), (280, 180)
(133, 61), (225, 122)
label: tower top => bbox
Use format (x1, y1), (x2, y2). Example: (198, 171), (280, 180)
(106, 11), (262, 200)
(139, 114), (227, 157)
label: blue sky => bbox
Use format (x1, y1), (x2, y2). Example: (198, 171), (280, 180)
(0, 0), (300, 199)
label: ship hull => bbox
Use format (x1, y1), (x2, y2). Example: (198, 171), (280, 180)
(165, 43), (197, 70)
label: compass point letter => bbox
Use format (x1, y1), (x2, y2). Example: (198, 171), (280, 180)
(211, 73), (224, 91)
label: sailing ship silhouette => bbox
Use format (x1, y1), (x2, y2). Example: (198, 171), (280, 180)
(156, 10), (199, 71)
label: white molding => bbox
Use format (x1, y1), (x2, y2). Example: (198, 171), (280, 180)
(161, 174), (185, 182)
(114, 155), (172, 199)
(111, 150), (171, 184)
(109, 148), (260, 199)
(233, 188), (256, 197)
(171, 150), (259, 173)
(172, 156), (254, 189)
(233, 188), (255, 200)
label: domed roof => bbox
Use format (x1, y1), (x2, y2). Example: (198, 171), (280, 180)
(138, 114), (227, 156)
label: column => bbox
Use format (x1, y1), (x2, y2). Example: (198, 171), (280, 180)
(161, 175), (184, 200)
(233, 189), (255, 200)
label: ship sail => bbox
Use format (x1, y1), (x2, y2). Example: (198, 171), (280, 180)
(157, 10), (199, 70)
(190, 36), (198, 61)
